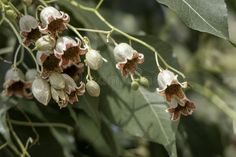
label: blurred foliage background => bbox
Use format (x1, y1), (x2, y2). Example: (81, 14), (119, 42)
(0, 0), (236, 157)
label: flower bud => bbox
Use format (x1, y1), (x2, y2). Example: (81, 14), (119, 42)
(86, 80), (100, 97)
(49, 72), (65, 90)
(5, 9), (17, 20)
(131, 81), (139, 90)
(139, 77), (149, 87)
(25, 69), (38, 82)
(85, 49), (103, 70)
(32, 78), (51, 105)
(35, 35), (55, 51)
(113, 43), (134, 62)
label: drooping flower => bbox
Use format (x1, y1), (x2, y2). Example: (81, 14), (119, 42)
(113, 43), (144, 77)
(166, 99), (196, 121)
(2, 68), (32, 99)
(156, 69), (196, 120)
(39, 6), (70, 35)
(36, 51), (62, 78)
(63, 74), (85, 104)
(19, 15), (41, 45)
(54, 36), (87, 67)
(157, 69), (187, 105)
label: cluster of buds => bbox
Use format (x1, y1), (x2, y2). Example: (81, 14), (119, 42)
(157, 69), (196, 121)
(2, 6), (104, 108)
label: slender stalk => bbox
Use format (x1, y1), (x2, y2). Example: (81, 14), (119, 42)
(7, 115), (31, 157)
(13, 45), (22, 68)
(0, 142), (8, 150)
(76, 28), (110, 34)
(67, 24), (84, 41)
(9, 2), (22, 16)
(16, 107), (39, 145)
(95, 0), (104, 10)
(0, 47), (14, 55)
(9, 119), (74, 132)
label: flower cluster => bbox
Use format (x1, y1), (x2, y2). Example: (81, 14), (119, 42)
(2, 6), (104, 108)
(157, 69), (196, 121)
(2, 5), (195, 120)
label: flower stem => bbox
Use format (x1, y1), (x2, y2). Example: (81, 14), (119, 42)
(7, 114), (31, 157)
(0, 142), (8, 150)
(13, 45), (22, 68)
(9, 119), (74, 132)
(76, 28), (110, 34)
(67, 24), (84, 41)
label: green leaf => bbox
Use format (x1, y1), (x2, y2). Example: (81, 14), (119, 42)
(77, 113), (120, 156)
(98, 36), (178, 157)
(156, 0), (229, 39)
(77, 94), (101, 127)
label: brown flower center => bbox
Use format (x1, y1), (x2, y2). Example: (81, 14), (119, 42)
(63, 46), (80, 62)
(122, 56), (140, 76)
(43, 55), (60, 72)
(165, 84), (185, 102)
(8, 81), (25, 92)
(48, 19), (65, 33)
(27, 28), (41, 41)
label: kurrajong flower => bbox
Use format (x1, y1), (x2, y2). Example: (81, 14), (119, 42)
(54, 36), (87, 67)
(19, 15), (41, 46)
(39, 6), (70, 35)
(113, 43), (144, 77)
(157, 69), (196, 120)
(2, 68), (32, 99)
(157, 69), (187, 103)
(37, 51), (62, 78)
(63, 74), (85, 105)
